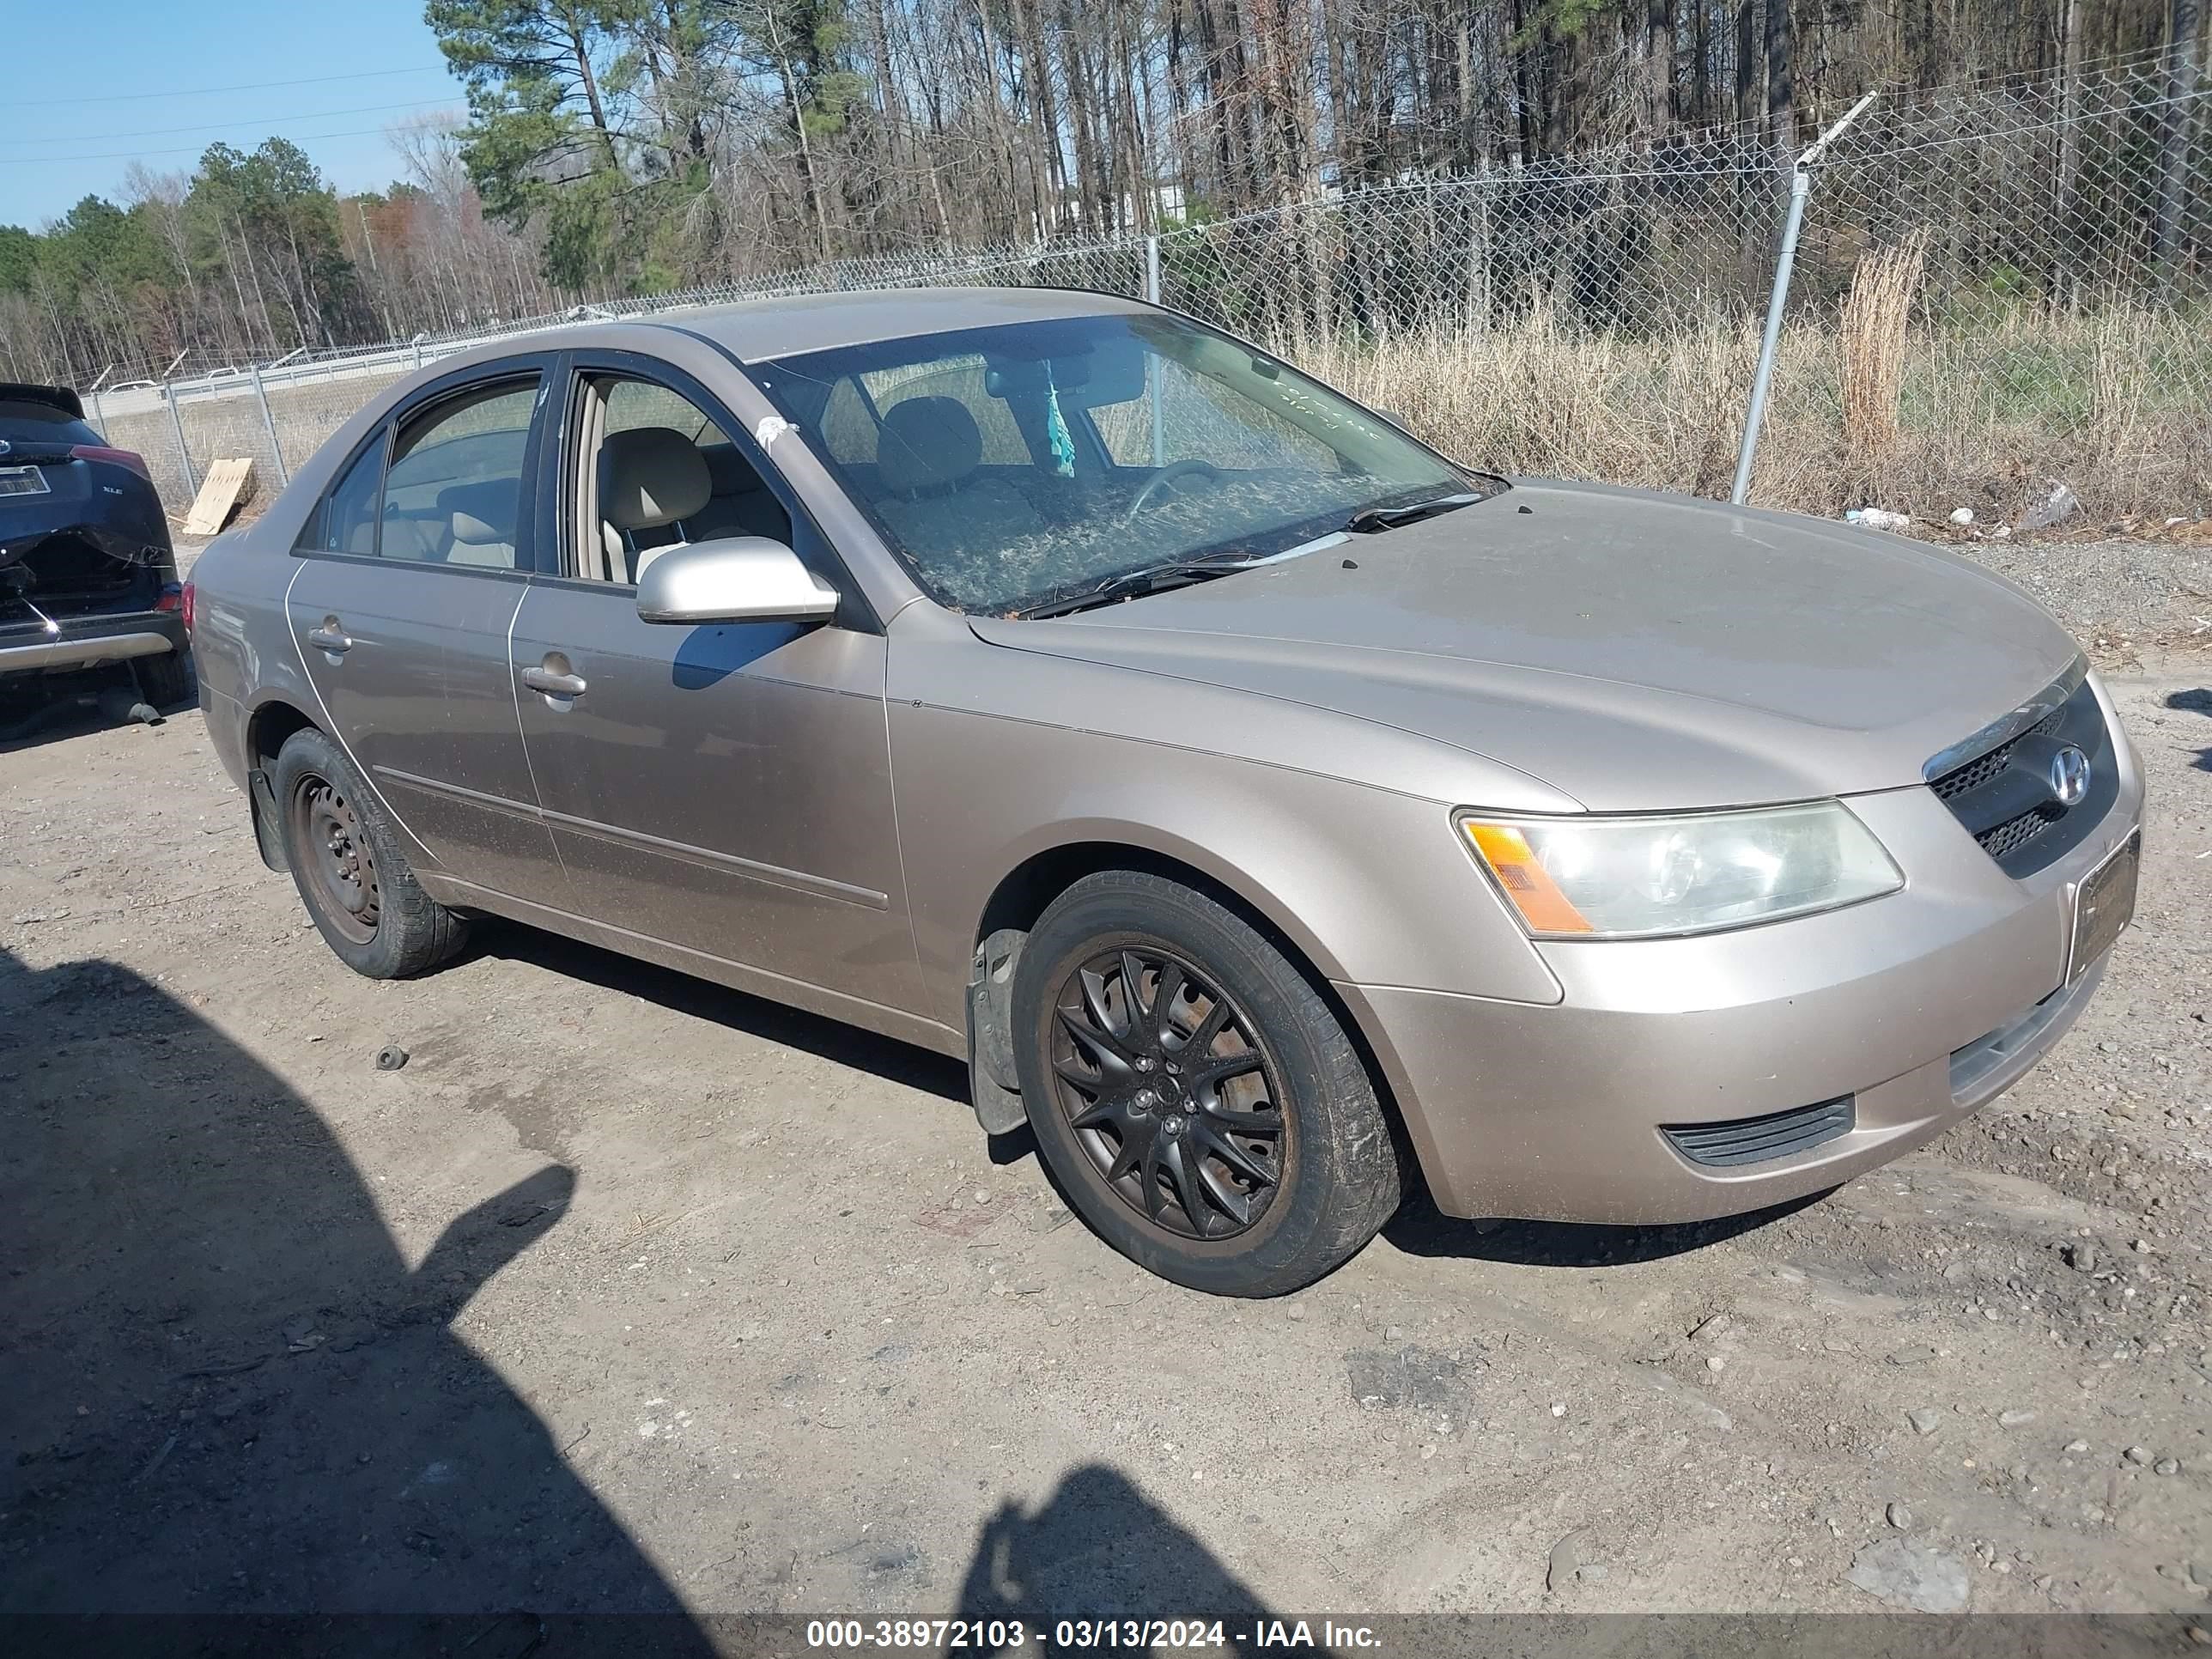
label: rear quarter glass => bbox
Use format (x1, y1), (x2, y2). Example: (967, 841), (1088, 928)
(0, 403), (103, 447)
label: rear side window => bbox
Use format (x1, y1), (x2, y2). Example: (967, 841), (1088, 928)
(299, 375), (538, 567)
(0, 399), (101, 447)
(383, 380), (538, 568)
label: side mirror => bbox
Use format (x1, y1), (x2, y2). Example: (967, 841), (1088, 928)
(1373, 408), (1412, 430)
(635, 537), (839, 626)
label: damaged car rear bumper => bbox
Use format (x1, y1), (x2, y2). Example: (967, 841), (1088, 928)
(0, 610), (185, 675)
(1, 514), (181, 680)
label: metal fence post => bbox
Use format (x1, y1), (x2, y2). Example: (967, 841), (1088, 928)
(1730, 93), (1878, 506)
(1469, 183), (1493, 333)
(1145, 234), (1166, 467)
(162, 384), (199, 501)
(1729, 171), (1812, 507)
(249, 362), (289, 486)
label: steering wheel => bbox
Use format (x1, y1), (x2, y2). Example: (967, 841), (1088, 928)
(1123, 458), (1222, 521)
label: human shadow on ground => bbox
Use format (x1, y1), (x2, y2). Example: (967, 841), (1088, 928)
(2164, 687), (2212, 772)
(0, 945), (714, 1656)
(953, 1464), (1310, 1657)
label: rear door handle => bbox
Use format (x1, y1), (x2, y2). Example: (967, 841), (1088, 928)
(307, 622), (351, 655)
(522, 665), (587, 699)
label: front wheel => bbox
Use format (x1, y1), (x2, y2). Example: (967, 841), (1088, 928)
(272, 726), (469, 979)
(1012, 871), (1404, 1297)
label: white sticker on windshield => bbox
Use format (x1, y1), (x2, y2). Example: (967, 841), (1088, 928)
(754, 415), (795, 447)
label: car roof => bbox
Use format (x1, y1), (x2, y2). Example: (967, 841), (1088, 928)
(367, 288), (1166, 420)
(639, 286), (1157, 363)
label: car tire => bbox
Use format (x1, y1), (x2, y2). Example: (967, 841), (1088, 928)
(1012, 870), (1404, 1297)
(134, 647), (196, 709)
(271, 726), (469, 979)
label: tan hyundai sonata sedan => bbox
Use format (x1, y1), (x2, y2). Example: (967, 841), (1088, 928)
(186, 289), (2143, 1296)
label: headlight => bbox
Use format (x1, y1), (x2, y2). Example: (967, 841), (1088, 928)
(1458, 801), (1902, 939)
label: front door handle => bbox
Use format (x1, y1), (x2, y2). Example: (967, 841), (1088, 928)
(522, 664), (587, 699)
(307, 621), (351, 655)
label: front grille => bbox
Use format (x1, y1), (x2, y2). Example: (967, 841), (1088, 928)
(1660, 1097), (1856, 1168)
(1925, 665), (2115, 878)
(1979, 804), (2065, 862)
(1930, 707), (2061, 802)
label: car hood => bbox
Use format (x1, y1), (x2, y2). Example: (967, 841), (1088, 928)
(967, 480), (2082, 811)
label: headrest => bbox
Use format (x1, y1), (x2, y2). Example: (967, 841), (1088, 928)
(601, 427), (711, 531)
(877, 397), (982, 495)
(440, 479), (514, 544)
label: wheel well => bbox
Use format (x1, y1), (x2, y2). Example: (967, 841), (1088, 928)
(248, 700), (316, 772)
(975, 842), (1425, 1200)
(979, 842), (1344, 992)
(979, 842), (1176, 943)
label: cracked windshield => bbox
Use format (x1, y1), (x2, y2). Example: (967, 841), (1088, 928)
(752, 313), (1474, 614)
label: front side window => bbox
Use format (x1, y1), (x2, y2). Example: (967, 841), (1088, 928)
(567, 372), (793, 584)
(750, 312), (1470, 614)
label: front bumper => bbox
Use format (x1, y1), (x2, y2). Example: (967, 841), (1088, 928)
(1341, 700), (2144, 1224)
(0, 610), (186, 677)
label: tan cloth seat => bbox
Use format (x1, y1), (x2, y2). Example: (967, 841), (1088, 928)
(439, 479), (520, 568)
(599, 426), (714, 582)
(378, 514), (447, 562)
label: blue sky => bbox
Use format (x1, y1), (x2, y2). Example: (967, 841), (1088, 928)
(0, 0), (471, 229)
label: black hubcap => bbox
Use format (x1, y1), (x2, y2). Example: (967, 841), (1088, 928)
(1048, 945), (1285, 1240)
(290, 775), (380, 945)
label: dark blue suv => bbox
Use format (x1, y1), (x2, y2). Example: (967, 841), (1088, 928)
(1, 382), (191, 712)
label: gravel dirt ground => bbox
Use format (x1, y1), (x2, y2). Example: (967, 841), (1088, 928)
(1, 536), (2209, 1644)
(1962, 531), (2212, 659)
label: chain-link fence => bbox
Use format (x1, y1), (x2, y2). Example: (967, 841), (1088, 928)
(94, 47), (2209, 528)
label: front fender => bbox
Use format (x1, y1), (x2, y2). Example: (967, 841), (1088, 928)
(890, 702), (1565, 1036)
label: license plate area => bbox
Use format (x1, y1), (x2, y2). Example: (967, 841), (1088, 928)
(0, 465), (52, 496)
(2068, 830), (2139, 983)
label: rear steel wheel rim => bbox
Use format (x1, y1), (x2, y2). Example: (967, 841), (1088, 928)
(291, 773), (380, 945)
(1048, 945), (1287, 1241)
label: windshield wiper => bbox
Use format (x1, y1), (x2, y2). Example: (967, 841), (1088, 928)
(1015, 551), (1275, 619)
(1343, 491), (1482, 534)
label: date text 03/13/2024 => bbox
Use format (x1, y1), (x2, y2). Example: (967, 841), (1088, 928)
(804, 1618), (1385, 1650)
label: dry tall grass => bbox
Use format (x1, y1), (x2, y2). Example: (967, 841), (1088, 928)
(1303, 302), (1761, 499)
(1839, 229), (1929, 463)
(1304, 299), (2212, 525)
